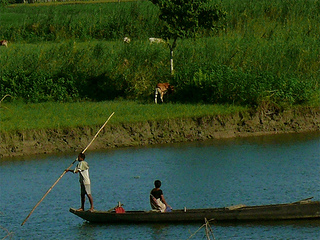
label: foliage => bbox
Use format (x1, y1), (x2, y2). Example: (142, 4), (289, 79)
(0, 2), (159, 42)
(150, 0), (226, 39)
(149, 0), (226, 74)
(0, 0), (319, 107)
(176, 66), (316, 106)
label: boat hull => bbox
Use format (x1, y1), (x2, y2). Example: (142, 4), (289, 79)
(70, 200), (320, 224)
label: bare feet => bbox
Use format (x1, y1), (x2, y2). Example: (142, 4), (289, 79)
(76, 208), (84, 211)
(88, 208), (94, 212)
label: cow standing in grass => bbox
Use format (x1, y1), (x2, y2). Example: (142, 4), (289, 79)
(0, 40), (8, 47)
(149, 38), (165, 44)
(123, 37), (131, 43)
(154, 83), (174, 104)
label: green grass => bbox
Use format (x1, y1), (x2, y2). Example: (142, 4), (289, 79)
(1, 39), (318, 106)
(8, 0), (136, 7)
(0, 101), (247, 132)
(0, 0), (319, 106)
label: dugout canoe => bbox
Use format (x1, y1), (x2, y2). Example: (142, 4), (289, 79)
(69, 198), (320, 224)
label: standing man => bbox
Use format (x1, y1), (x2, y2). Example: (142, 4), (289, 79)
(66, 152), (94, 212)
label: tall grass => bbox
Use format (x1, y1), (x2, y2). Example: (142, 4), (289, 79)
(0, 1), (160, 42)
(0, 0), (319, 106)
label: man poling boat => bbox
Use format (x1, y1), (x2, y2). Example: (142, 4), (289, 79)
(66, 152), (94, 212)
(21, 112), (115, 226)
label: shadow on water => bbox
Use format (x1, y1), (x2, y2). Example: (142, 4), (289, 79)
(212, 219), (320, 227)
(74, 217), (320, 240)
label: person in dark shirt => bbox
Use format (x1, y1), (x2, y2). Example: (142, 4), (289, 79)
(150, 180), (172, 212)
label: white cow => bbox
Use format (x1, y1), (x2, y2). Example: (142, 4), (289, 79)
(149, 38), (165, 44)
(123, 37), (131, 43)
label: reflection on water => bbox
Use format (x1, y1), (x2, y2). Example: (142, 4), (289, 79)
(0, 132), (319, 239)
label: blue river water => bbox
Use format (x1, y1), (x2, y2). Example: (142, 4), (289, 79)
(1, 132), (320, 239)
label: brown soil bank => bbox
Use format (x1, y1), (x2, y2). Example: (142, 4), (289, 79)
(1, 107), (319, 158)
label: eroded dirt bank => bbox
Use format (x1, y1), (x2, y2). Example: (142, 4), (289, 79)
(1, 107), (319, 158)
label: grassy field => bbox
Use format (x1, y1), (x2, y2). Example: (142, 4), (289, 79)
(0, 0), (319, 106)
(0, 0), (318, 134)
(0, 100), (247, 132)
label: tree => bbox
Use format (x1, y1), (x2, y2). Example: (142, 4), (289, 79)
(149, 0), (226, 75)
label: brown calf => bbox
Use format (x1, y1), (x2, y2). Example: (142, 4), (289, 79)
(0, 40), (8, 47)
(154, 83), (174, 104)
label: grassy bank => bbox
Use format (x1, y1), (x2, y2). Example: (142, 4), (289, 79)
(0, 0), (319, 106)
(1, 102), (319, 158)
(0, 101), (247, 132)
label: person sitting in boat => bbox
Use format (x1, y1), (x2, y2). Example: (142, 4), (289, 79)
(150, 180), (172, 212)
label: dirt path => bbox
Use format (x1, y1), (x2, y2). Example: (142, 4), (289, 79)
(1, 107), (319, 158)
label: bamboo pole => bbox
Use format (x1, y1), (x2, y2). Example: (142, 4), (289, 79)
(21, 112), (115, 226)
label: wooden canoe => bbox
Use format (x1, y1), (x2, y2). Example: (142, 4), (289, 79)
(69, 198), (320, 224)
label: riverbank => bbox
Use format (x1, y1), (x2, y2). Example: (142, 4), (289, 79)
(1, 106), (319, 158)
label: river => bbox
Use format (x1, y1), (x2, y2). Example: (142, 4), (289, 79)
(1, 132), (320, 239)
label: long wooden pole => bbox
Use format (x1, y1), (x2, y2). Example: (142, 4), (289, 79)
(21, 112), (115, 226)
